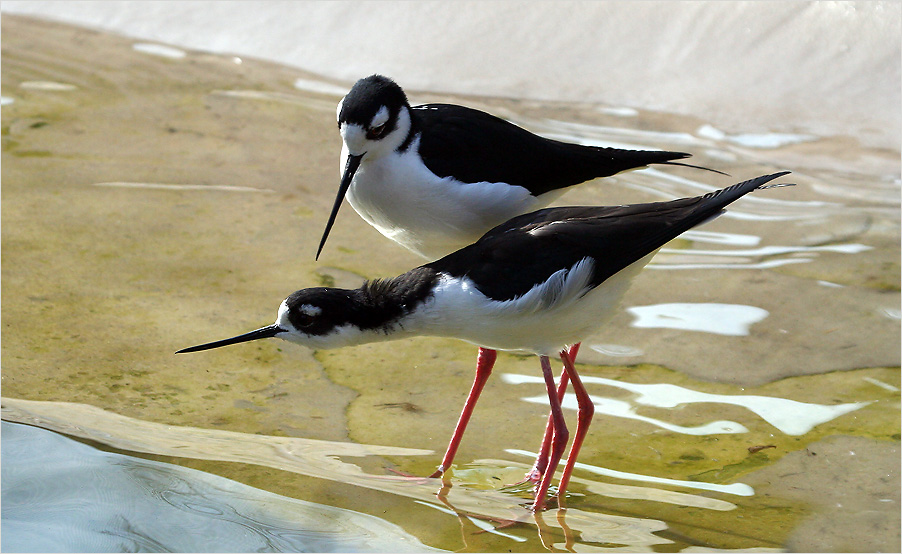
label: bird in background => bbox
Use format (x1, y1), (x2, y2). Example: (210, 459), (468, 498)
(179, 171), (792, 511)
(316, 74), (725, 261)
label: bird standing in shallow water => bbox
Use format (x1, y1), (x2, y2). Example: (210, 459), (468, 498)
(317, 74), (722, 261)
(180, 171), (792, 511)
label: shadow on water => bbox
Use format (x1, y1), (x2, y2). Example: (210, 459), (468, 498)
(1, 13), (899, 553)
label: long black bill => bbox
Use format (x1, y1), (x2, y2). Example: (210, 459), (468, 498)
(176, 324), (284, 354)
(316, 153), (364, 260)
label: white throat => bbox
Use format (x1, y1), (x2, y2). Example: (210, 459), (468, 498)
(340, 105), (412, 159)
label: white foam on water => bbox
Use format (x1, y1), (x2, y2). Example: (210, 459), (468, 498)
(132, 42), (186, 59)
(598, 106), (639, 117)
(589, 343), (645, 357)
(534, 118), (705, 148)
(502, 373), (871, 436)
(626, 303), (769, 336)
(519, 393), (748, 436)
(602, 380), (870, 436)
(659, 243), (873, 258)
(697, 124), (816, 148)
(880, 307), (901, 320)
(19, 81), (77, 91)
(625, 167), (831, 223)
(862, 377), (899, 392)
(679, 230), (761, 247)
(727, 132), (817, 149)
(649, 258), (813, 270)
(506, 449), (755, 497)
(414, 501), (527, 542)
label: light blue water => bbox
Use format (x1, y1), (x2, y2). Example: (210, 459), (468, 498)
(1, 422), (438, 553)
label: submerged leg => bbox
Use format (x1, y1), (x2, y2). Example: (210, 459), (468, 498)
(532, 355), (569, 511)
(554, 347), (595, 507)
(526, 343), (581, 482)
(429, 347), (497, 478)
(527, 369), (568, 481)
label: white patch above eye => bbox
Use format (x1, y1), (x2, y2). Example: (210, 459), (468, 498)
(299, 304), (323, 317)
(370, 105), (390, 128)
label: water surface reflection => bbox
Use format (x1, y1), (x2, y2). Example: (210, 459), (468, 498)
(1, 421), (438, 553)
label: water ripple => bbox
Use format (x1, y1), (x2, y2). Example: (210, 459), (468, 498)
(2, 421), (439, 553)
(502, 373), (870, 436)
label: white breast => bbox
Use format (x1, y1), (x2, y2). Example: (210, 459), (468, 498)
(405, 253), (657, 355)
(343, 136), (547, 259)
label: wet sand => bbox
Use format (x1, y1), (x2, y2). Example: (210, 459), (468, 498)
(2, 14), (899, 552)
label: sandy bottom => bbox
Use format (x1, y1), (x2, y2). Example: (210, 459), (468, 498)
(2, 14), (899, 552)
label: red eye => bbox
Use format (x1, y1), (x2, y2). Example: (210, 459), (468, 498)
(292, 312), (315, 329)
(367, 123), (387, 140)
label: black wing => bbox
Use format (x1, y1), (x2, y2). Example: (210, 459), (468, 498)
(411, 103), (695, 196)
(427, 172), (792, 301)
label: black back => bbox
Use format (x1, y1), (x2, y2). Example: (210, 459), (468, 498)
(411, 103), (692, 196)
(426, 172), (791, 301)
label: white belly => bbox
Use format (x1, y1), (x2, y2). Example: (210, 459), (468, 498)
(343, 140), (558, 259)
(407, 253), (656, 355)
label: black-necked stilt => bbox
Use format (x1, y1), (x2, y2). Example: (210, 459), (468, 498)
(180, 171), (792, 510)
(316, 74), (723, 260)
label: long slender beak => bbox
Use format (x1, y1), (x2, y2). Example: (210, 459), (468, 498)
(316, 153), (364, 260)
(176, 324), (285, 354)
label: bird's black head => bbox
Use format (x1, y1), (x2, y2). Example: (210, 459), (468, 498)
(177, 270), (439, 355)
(337, 74), (409, 134)
(176, 287), (374, 354)
(318, 75), (413, 260)
(280, 287), (364, 338)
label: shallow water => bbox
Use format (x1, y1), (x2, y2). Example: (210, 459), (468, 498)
(1, 421), (437, 553)
(1, 14), (900, 553)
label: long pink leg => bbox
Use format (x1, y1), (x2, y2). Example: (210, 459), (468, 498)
(526, 370), (568, 481)
(526, 343), (581, 481)
(532, 355), (569, 511)
(554, 347), (595, 506)
(429, 347), (497, 478)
